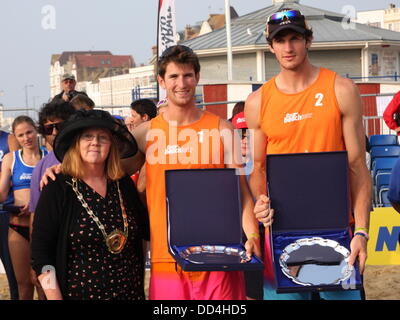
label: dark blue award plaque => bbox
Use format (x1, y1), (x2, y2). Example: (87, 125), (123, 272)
(267, 151), (362, 293)
(165, 168), (264, 272)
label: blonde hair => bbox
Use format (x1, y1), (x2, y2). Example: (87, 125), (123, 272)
(61, 130), (125, 180)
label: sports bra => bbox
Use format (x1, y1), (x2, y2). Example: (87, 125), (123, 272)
(11, 148), (47, 191)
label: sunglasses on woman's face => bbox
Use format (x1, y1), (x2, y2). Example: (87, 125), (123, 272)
(43, 122), (63, 135)
(267, 10), (303, 25)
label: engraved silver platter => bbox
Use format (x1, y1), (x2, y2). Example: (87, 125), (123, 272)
(279, 237), (354, 286)
(179, 245), (251, 264)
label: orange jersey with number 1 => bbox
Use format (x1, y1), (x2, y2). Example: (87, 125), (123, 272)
(145, 111), (225, 263)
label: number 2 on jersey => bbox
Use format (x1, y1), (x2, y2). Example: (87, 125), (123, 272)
(315, 93), (324, 107)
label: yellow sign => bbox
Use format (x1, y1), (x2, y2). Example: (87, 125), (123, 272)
(367, 207), (400, 265)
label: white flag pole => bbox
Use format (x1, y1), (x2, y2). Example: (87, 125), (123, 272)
(225, 0), (233, 81)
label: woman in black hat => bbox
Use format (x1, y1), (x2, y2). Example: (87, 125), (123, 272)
(31, 110), (149, 300)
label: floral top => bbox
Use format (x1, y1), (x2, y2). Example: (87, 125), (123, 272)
(66, 179), (144, 300)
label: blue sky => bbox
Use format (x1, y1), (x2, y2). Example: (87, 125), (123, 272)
(0, 0), (396, 109)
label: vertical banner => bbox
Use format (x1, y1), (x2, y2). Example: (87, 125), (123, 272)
(157, 0), (177, 100)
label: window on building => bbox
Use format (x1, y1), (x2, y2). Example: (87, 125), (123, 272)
(368, 22), (381, 28)
(371, 53), (378, 65)
(398, 53), (400, 78)
(370, 53), (379, 76)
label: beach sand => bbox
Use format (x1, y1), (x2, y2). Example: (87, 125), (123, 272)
(0, 265), (399, 300)
(363, 265), (400, 300)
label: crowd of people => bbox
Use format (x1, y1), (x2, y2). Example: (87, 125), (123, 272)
(0, 8), (375, 300)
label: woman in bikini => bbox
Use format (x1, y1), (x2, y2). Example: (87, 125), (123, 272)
(0, 116), (47, 299)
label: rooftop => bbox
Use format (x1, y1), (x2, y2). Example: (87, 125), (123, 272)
(75, 55), (134, 68)
(182, 1), (400, 50)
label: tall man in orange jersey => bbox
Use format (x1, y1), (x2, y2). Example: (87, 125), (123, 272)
(245, 8), (371, 300)
(122, 45), (261, 300)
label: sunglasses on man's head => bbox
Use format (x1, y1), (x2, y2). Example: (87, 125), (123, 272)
(267, 10), (304, 25)
(43, 122), (63, 135)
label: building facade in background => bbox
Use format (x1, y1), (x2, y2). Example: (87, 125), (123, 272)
(81, 64), (156, 113)
(181, 0), (400, 84)
(50, 51), (134, 98)
(357, 3), (400, 32)
(46, 1), (400, 119)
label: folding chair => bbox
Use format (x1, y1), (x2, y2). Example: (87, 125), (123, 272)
(373, 172), (391, 205)
(372, 157), (398, 183)
(379, 188), (392, 207)
(370, 145), (400, 169)
(369, 134), (398, 147)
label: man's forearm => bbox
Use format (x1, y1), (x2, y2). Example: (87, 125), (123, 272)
(240, 176), (259, 237)
(121, 153), (145, 176)
(249, 165), (267, 200)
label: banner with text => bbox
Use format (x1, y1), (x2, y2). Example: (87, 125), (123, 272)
(158, 0), (177, 100)
(367, 207), (400, 265)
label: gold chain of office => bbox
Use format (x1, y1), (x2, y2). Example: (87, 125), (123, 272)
(69, 177), (129, 254)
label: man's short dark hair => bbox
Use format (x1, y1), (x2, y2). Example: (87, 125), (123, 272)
(231, 102), (245, 118)
(130, 99), (157, 120)
(38, 99), (75, 134)
(158, 45), (200, 78)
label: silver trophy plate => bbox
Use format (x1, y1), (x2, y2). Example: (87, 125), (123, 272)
(179, 245), (251, 264)
(279, 237), (354, 286)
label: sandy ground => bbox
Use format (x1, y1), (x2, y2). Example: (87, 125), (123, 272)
(0, 265), (399, 300)
(363, 265), (400, 300)
(0, 269), (151, 300)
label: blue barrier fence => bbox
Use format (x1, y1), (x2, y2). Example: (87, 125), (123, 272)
(346, 73), (400, 81)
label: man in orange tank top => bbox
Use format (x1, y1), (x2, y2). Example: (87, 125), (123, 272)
(121, 45), (261, 300)
(245, 8), (371, 300)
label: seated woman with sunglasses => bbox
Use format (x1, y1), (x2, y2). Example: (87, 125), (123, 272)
(31, 110), (149, 300)
(0, 116), (47, 299)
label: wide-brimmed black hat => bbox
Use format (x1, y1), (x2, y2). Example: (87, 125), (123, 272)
(54, 109), (138, 162)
